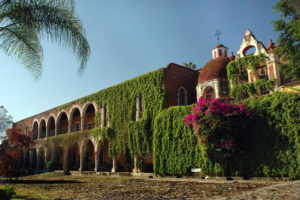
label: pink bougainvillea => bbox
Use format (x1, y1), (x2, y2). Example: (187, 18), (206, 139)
(185, 96), (253, 139)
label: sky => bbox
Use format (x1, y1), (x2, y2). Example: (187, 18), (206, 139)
(0, 0), (281, 122)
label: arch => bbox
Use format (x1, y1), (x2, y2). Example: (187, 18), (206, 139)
(178, 87), (188, 106)
(47, 115), (55, 137)
(83, 104), (96, 130)
(242, 45), (256, 56)
(96, 140), (110, 171)
(203, 86), (215, 98)
(39, 119), (46, 139)
(57, 111), (69, 134)
(82, 140), (95, 171)
(38, 147), (45, 171)
(70, 106), (81, 132)
(32, 120), (38, 140)
(66, 143), (80, 171)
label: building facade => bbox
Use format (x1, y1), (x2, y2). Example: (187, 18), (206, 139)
(13, 29), (299, 174)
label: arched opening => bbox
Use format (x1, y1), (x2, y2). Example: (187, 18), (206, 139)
(67, 143), (80, 171)
(71, 108), (81, 132)
(96, 140), (111, 171)
(31, 148), (37, 170)
(83, 140), (95, 171)
(203, 86), (215, 98)
(57, 112), (68, 134)
(32, 121), (38, 140)
(47, 116), (55, 137)
(40, 119), (46, 139)
(38, 148), (45, 171)
(84, 104), (95, 130)
(242, 45), (256, 56)
(178, 87), (187, 105)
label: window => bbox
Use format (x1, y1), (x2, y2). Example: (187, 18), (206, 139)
(25, 126), (28, 136)
(136, 94), (144, 120)
(178, 87), (187, 106)
(75, 123), (80, 131)
(102, 103), (107, 127)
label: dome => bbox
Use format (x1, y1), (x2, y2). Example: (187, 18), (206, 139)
(198, 57), (230, 83)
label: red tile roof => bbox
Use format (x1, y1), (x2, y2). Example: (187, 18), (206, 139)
(198, 57), (230, 83)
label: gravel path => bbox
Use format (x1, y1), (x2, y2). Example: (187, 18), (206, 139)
(210, 180), (300, 200)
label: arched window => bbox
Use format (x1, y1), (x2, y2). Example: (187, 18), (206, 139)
(136, 94), (144, 120)
(203, 86), (215, 98)
(84, 104), (95, 130)
(178, 87), (187, 106)
(102, 103), (107, 127)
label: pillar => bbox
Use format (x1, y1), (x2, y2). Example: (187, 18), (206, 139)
(79, 151), (84, 172)
(46, 126), (48, 138)
(68, 120), (71, 133)
(22, 151), (27, 171)
(55, 124), (58, 136)
(38, 126), (41, 139)
(111, 156), (117, 173)
(29, 150), (33, 171)
(94, 151), (99, 172)
(36, 149), (40, 172)
(133, 154), (140, 173)
(81, 117), (84, 131)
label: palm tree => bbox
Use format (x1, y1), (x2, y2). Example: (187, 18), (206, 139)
(0, 0), (90, 78)
(183, 62), (196, 69)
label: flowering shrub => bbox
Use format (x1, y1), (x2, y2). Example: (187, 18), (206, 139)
(185, 97), (253, 176)
(185, 97), (252, 139)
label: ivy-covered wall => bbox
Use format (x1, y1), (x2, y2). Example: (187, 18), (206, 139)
(153, 92), (300, 178)
(67, 69), (167, 156)
(153, 105), (220, 176)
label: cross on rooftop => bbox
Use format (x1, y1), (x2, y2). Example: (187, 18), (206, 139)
(215, 30), (221, 44)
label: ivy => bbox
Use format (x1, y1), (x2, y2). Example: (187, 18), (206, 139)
(38, 130), (90, 148)
(154, 92), (300, 178)
(50, 69), (166, 156)
(230, 79), (276, 100)
(153, 105), (220, 176)
(227, 54), (268, 86)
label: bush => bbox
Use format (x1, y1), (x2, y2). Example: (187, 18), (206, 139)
(153, 92), (300, 178)
(0, 185), (16, 200)
(46, 161), (55, 172)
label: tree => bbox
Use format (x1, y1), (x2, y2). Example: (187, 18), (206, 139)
(272, 0), (300, 80)
(0, 0), (90, 79)
(0, 128), (35, 179)
(0, 105), (13, 139)
(183, 62), (197, 69)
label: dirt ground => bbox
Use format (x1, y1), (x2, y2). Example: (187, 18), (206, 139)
(1, 172), (299, 200)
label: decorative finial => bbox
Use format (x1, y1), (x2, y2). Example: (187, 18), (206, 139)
(215, 30), (221, 44)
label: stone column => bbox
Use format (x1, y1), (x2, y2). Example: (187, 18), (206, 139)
(68, 120), (71, 133)
(29, 151), (33, 171)
(22, 151), (27, 171)
(38, 126), (41, 139)
(94, 151), (99, 172)
(133, 154), (140, 173)
(46, 126), (48, 138)
(81, 117), (84, 131)
(36, 149), (40, 172)
(55, 124), (58, 136)
(111, 156), (117, 173)
(79, 151), (84, 172)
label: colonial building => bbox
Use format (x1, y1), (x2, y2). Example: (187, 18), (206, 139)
(13, 29), (299, 174)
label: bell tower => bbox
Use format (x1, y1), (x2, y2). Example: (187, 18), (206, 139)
(212, 44), (228, 59)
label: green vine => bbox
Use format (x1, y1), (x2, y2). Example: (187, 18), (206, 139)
(38, 130), (90, 148)
(53, 69), (166, 156)
(230, 79), (276, 100)
(227, 54), (269, 86)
